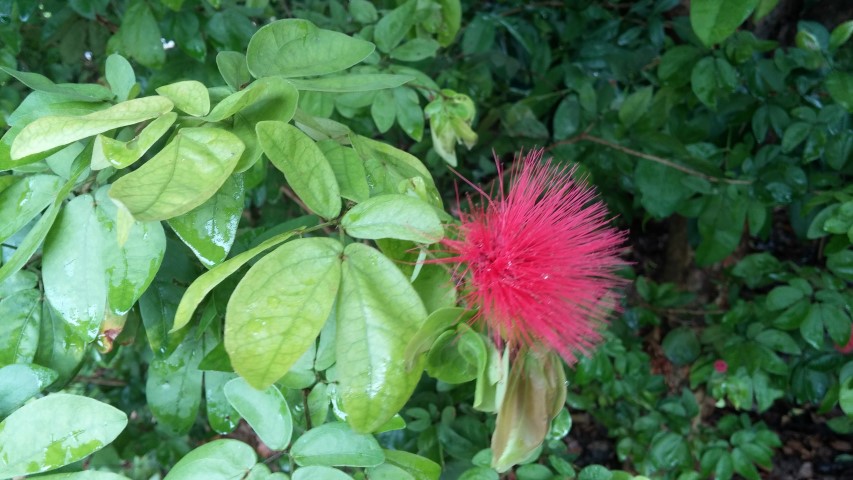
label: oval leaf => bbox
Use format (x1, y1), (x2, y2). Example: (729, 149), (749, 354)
(341, 194), (443, 243)
(91, 112), (177, 170)
(291, 422), (384, 467)
(225, 237), (343, 388)
(246, 19), (374, 78)
(0, 174), (62, 244)
(690, 0), (759, 47)
(156, 80), (210, 117)
(223, 377), (293, 450)
(256, 121), (341, 219)
(337, 243), (428, 432)
(11, 96), (174, 159)
(163, 439), (257, 480)
(0, 394), (127, 478)
(168, 175), (244, 268)
(171, 229), (302, 332)
(109, 127), (244, 221)
(293, 466), (354, 480)
(0, 364), (57, 417)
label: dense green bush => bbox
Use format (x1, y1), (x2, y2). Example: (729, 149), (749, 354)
(0, 1), (851, 479)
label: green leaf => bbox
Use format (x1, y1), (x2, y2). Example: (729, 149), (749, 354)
(0, 394), (127, 478)
(247, 19), (374, 78)
(829, 20), (853, 50)
(695, 189), (747, 265)
(163, 439), (257, 480)
(318, 141), (370, 203)
(109, 127), (244, 221)
(0, 290), (41, 365)
(0, 174), (62, 244)
(383, 450), (441, 480)
(553, 95), (581, 140)
(172, 229), (302, 332)
(288, 74), (413, 93)
(156, 80), (210, 117)
(394, 86), (424, 142)
(371, 90), (397, 133)
(781, 122), (812, 153)
(35, 303), (88, 388)
(800, 302), (824, 350)
(291, 422), (385, 467)
(42, 195), (108, 340)
(11, 96), (173, 159)
(635, 160), (688, 218)
(105, 53), (137, 102)
(374, 0), (417, 53)
(225, 238), (342, 388)
(827, 250), (853, 281)
(436, 0), (462, 46)
(224, 377), (293, 450)
(619, 87), (653, 127)
(293, 466), (353, 480)
(0, 363), (56, 417)
(754, 329), (801, 355)
(204, 371), (240, 434)
(341, 194), (443, 243)
(0, 66), (113, 102)
(168, 175), (244, 268)
(827, 72), (853, 112)
(91, 112), (177, 170)
(349, 0), (378, 23)
(690, 0), (760, 47)
(146, 333), (204, 434)
(216, 51), (251, 91)
(117, 1), (165, 68)
(0, 157), (87, 285)
(349, 134), (440, 206)
(426, 328), (486, 384)
(766, 285), (805, 311)
(391, 39), (441, 62)
(661, 327), (700, 366)
(32, 472), (131, 480)
(231, 77), (299, 173)
(256, 121), (341, 219)
(337, 243), (428, 432)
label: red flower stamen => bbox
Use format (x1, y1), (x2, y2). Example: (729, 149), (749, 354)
(435, 149), (627, 363)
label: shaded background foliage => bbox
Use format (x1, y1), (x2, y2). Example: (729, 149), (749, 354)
(0, 0), (852, 479)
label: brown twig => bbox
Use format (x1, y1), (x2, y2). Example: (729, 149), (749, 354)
(73, 375), (126, 387)
(547, 131), (753, 185)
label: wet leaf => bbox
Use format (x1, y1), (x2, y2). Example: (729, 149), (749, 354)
(163, 439), (257, 480)
(291, 422), (384, 467)
(224, 377), (293, 449)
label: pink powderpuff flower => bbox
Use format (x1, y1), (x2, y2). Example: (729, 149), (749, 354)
(714, 360), (728, 373)
(436, 149), (627, 364)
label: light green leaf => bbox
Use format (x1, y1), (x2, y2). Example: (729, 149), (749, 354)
(0, 66), (113, 102)
(383, 450), (442, 480)
(337, 243), (428, 432)
(109, 127), (244, 221)
(436, 0), (462, 46)
(293, 466), (353, 480)
(204, 371), (241, 434)
(0, 156), (87, 285)
(224, 377), (293, 450)
(0, 362), (56, 417)
(0, 394), (127, 478)
(33, 472), (131, 480)
(91, 112), (177, 170)
(256, 121), (341, 219)
(371, 90), (397, 133)
(168, 175), (244, 268)
(246, 19), (374, 78)
(94, 186), (166, 315)
(216, 51), (251, 91)
(105, 53), (137, 102)
(0, 289), (41, 365)
(0, 174), (62, 244)
(11, 96), (174, 159)
(35, 302), (88, 388)
(172, 229), (302, 332)
(226, 238), (342, 388)
(619, 87), (653, 127)
(288, 74), (413, 93)
(231, 77), (299, 172)
(342, 194), (443, 243)
(291, 422), (385, 467)
(829, 20), (853, 50)
(690, 0), (759, 47)
(163, 439), (257, 480)
(318, 140), (370, 203)
(394, 87), (424, 142)
(147, 333), (204, 434)
(349, 134), (440, 206)
(42, 194), (109, 341)
(391, 39), (441, 62)
(827, 72), (853, 112)
(374, 0), (417, 53)
(156, 80), (210, 117)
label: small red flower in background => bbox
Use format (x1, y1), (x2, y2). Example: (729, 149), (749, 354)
(437, 149), (626, 363)
(714, 360), (728, 373)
